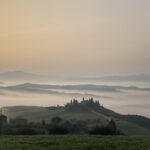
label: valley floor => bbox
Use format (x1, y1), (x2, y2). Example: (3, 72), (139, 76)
(0, 135), (150, 150)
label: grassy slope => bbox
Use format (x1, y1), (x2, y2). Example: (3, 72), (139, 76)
(3, 106), (150, 135)
(4, 106), (107, 122)
(115, 119), (150, 135)
(0, 135), (150, 150)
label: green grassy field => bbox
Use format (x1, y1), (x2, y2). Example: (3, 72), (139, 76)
(0, 135), (150, 150)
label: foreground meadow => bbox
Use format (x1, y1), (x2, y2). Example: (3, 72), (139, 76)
(0, 135), (150, 150)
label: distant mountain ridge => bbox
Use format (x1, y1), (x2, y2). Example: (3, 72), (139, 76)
(2, 83), (150, 93)
(0, 71), (150, 82)
(0, 71), (41, 81)
(76, 74), (150, 82)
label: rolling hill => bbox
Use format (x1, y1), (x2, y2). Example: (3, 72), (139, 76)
(1, 83), (150, 94)
(2, 99), (150, 135)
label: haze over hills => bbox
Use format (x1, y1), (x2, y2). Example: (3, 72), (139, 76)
(0, 71), (150, 119)
(0, 71), (61, 82)
(0, 71), (150, 82)
(79, 74), (150, 82)
(0, 71), (41, 81)
(0, 81), (3, 84)
(2, 83), (150, 94)
(0, 71), (74, 82)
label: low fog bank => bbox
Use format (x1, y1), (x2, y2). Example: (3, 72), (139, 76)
(0, 81), (150, 118)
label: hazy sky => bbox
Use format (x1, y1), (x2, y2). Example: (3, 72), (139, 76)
(0, 0), (150, 76)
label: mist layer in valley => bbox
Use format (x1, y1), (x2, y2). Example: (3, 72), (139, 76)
(0, 77), (150, 118)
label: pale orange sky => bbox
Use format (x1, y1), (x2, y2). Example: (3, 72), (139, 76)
(0, 0), (150, 76)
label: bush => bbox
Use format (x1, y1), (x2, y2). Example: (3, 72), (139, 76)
(48, 125), (68, 134)
(19, 128), (37, 135)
